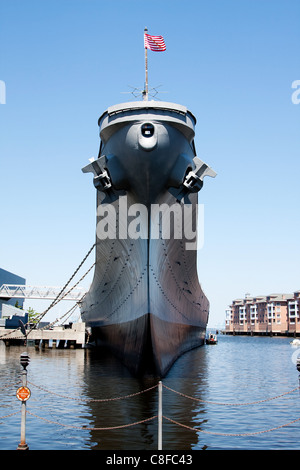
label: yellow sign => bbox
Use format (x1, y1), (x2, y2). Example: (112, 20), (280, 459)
(16, 386), (31, 402)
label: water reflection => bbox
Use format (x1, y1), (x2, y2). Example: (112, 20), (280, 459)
(1, 335), (299, 450)
(83, 346), (209, 450)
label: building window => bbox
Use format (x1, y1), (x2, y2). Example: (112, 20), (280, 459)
(289, 301), (298, 319)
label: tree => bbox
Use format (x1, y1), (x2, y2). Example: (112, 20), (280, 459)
(27, 307), (40, 324)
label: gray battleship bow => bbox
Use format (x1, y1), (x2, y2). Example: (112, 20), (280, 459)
(81, 100), (216, 377)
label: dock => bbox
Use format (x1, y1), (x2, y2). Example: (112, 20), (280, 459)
(0, 322), (86, 348)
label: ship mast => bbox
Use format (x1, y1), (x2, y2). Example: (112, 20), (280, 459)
(144, 27), (148, 101)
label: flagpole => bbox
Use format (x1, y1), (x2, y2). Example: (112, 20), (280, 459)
(144, 27), (148, 101)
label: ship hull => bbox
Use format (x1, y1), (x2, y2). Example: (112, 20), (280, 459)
(92, 314), (206, 376)
(81, 101), (215, 377)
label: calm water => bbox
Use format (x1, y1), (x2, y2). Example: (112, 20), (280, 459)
(0, 334), (299, 450)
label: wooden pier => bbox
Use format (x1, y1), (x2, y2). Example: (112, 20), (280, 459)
(0, 322), (86, 348)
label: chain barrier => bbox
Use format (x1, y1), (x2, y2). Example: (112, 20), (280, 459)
(162, 383), (300, 406)
(27, 380), (299, 406)
(1, 379), (299, 439)
(26, 411), (157, 431)
(162, 415), (300, 437)
(0, 383), (19, 391)
(0, 411), (19, 421)
(27, 381), (159, 402)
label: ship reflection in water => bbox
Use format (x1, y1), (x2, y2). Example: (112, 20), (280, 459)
(80, 335), (300, 450)
(83, 345), (209, 450)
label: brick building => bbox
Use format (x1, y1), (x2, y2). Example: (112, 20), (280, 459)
(225, 291), (300, 336)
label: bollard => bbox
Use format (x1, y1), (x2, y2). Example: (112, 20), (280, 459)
(17, 352), (30, 450)
(158, 381), (162, 450)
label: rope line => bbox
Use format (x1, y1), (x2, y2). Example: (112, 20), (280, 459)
(163, 415), (300, 437)
(26, 411), (157, 430)
(162, 383), (300, 406)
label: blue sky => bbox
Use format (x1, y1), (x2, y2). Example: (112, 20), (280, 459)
(0, 0), (299, 327)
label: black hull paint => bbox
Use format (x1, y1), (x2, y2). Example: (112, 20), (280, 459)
(91, 314), (206, 377)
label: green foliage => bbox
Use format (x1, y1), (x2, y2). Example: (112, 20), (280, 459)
(27, 307), (40, 324)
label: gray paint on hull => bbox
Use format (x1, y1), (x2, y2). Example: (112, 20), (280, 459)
(81, 101), (215, 376)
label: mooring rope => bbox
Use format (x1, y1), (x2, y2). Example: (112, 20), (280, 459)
(0, 244), (96, 341)
(27, 243), (96, 331)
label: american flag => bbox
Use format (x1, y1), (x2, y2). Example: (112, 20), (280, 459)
(144, 33), (166, 52)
